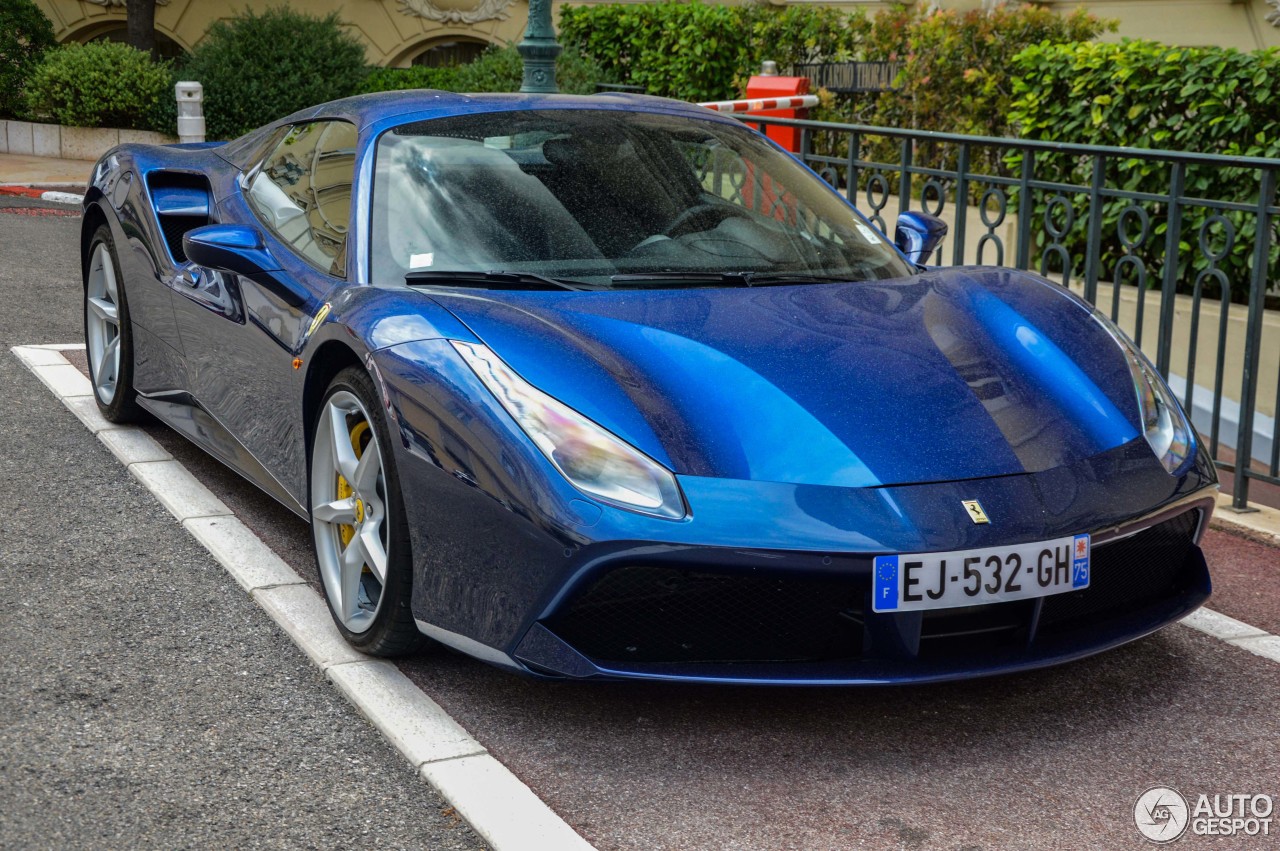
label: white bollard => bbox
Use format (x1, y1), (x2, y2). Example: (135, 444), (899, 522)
(175, 81), (205, 143)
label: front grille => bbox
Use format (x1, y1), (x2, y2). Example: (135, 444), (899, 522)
(547, 566), (865, 664)
(1038, 510), (1200, 634)
(918, 600), (1034, 659)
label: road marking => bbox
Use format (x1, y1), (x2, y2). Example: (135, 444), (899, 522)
(11, 344), (596, 851)
(1180, 608), (1280, 664)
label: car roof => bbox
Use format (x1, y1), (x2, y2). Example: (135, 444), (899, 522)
(216, 91), (725, 168)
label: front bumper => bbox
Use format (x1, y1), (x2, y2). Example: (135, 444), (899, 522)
(512, 495), (1212, 684)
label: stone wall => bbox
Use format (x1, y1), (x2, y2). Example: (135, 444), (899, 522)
(0, 120), (177, 162)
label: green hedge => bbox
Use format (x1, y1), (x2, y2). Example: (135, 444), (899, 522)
(1010, 40), (1280, 297)
(359, 45), (612, 96)
(867, 6), (1110, 140)
(185, 6), (369, 140)
(560, 1), (1111, 170)
(560, 1), (868, 102)
(24, 42), (174, 132)
(0, 0), (57, 120)
(360, 64), (462, 94)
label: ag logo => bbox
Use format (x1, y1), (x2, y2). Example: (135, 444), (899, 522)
(1135, 786), (1189, 843)
(961, 499), (989, 524)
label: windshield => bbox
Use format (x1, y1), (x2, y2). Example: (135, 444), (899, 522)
(369, 109), (914, 289)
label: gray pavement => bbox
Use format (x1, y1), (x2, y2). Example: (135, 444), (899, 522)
(0, 198), (486, 850)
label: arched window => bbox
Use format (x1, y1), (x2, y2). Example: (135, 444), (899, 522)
(412, 38), (488, 68)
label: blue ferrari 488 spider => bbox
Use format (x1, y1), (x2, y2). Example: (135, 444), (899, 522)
(81, 91), (1216, 684)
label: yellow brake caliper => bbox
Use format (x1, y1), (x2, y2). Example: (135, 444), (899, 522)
(336, 420), (370, 549)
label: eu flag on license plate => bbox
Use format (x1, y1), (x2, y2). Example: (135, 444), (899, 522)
(874, 555), (899, 610)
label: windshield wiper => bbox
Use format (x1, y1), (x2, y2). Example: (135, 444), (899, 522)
(609, 271), (859, 288)
(610, 272), (755, 287)
(406, 270), (590, 291)
(736, 272), (862, 286)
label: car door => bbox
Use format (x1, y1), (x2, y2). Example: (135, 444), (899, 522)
(171, 120), (358, 506)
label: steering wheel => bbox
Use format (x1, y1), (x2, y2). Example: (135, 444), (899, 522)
(661, 203), (745, 238)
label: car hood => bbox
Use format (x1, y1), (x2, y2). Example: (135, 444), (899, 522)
(428, 268), (1142, 488)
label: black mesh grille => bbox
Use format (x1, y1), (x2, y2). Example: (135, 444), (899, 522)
(1038, 510), (1200, 634)
(918, 600), (1034, 659)
(159, 214), (205, 263)
(547, 567), (865, 664)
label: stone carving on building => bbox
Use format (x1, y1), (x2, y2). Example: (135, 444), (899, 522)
(397, 0), (512, 24)
(1268, 0), (1280, 27)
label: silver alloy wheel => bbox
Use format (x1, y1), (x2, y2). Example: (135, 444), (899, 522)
(311, 390), (389, 633)
(85, 242), (121, 404)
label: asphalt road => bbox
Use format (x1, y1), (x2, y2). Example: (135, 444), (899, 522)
(0, 198), (485, 850)
(6, 198), (1280, 850)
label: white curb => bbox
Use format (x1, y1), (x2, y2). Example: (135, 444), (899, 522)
(326, 660), (487, 765)
(11, 344), (598, 851)
(182, 516), (305, 592)
(41, 190), (84, 206)
(421, 755), (595, 851)
(98, 428), (173, 465)
(0, 188), (82, 206)
(128, 459), (235, 521)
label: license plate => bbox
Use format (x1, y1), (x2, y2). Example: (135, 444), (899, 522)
(872, 534), (1090, 613)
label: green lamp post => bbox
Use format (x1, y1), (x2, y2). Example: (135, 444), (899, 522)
(518, 0), (561, 93)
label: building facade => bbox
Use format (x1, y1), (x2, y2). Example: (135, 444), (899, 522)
(31, 0), (1280, 66)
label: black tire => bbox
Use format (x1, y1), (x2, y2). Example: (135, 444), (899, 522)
(83, 224), (145, 423)
(310, 366), (424, 657)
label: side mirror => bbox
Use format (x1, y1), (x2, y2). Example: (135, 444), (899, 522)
(183, 224), (280, 279)
(894, 211), (949, 266)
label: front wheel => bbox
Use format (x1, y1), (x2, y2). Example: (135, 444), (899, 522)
(309, 367), (423, 656)
(84, 225), (144, 422)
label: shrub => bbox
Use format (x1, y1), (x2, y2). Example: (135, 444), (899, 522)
(868, 5), (1111, 141)
(359, 64), (462, 94)
(454, 44), (613, 95)
(24, 42), (174, 132)
(361, 45), (611, 96)
(185, 6), (368, 140)
(1009, 40), (1280, 297)
(560, 1), (867, 102)
(0, 0), (57, 119)
(453, 44), (525, 92)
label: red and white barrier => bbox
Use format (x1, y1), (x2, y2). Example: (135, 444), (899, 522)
(697, 95), (820, 114)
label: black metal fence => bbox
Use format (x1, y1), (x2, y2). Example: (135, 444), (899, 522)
(750, 114), (1280, 512)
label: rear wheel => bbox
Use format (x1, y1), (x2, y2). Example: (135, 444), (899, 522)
(84, 225), (143, 422)
(310, 367), (422, 656)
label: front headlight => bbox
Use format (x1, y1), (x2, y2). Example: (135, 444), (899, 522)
(1094, 314), (1193, 474)
(452, 341), (686, 519)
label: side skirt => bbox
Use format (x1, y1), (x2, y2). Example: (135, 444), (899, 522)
(137, 391), (308, 519)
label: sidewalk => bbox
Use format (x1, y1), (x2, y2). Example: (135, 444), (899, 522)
(0, 152), (92, 189)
